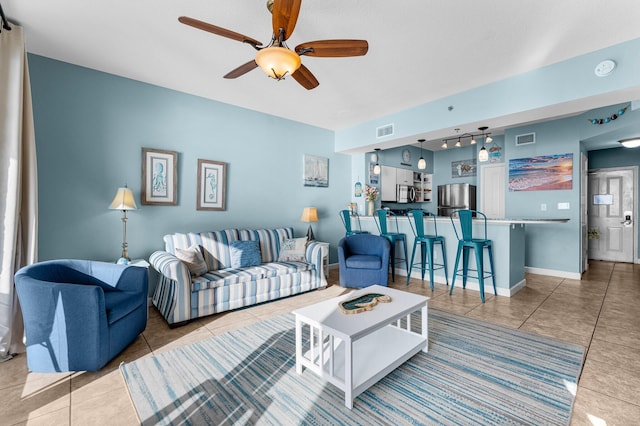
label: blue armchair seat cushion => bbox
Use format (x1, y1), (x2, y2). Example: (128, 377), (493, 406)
(345, 255), (382, 270)
(191, 261), (314, 291)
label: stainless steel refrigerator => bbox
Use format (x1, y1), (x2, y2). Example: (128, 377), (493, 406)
(437, 184), (476, 217)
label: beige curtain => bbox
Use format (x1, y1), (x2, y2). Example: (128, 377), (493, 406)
(0, 23), (38, 360)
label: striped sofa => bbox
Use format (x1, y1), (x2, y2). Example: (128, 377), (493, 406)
(149, 227), (327, 326)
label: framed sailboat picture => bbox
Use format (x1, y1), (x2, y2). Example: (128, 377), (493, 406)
(303, 154), (329, 187)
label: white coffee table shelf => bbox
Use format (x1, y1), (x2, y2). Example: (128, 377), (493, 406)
(293, 285), (428, 409)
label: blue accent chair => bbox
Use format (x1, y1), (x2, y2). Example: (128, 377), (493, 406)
(339, 210), (370, 237)
(406, 209), (449, 290)
(338, 234), (390, 288)
(14, 259), (148, 372)
(450, 210), (496, 302)
(374, 209), (408, 282)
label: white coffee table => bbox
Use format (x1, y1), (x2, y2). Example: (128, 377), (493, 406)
(292, 285), (429, 409)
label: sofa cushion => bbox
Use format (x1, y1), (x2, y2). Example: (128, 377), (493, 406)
(192, 266), (265, 291)
(255, 228), (293, 263)
(258, 261), (314, 278)
(278, 237), (308, 262)
(175, 245), (207, 277)
(229, 240), (262, 268)
(345, 254), (382, 270)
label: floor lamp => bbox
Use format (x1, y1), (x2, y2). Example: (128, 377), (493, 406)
(109, 185), (138, 264)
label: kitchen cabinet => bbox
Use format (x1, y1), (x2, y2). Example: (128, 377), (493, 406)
(380, 166), (397, 201)
(381, 166), (431, 203)
(397, 168), (413, 185)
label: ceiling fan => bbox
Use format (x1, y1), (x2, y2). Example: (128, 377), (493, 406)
(178, 0), (368, 90)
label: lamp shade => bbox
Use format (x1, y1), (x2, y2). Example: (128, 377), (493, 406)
(300, 207), (318, 223)
(109, 187), (137, 210)
(418, 157), (426, 169)
(478, 146), (489, 162)
(255, 47), (301, 80)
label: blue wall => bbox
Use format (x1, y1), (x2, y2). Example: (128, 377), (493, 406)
(26, 51), (640, 283)
(28, 55), (350, 270)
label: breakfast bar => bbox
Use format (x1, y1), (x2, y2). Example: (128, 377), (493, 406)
(358, 216), (569, 297)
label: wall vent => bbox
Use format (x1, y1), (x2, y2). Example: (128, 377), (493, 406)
(376, 123), (394, 138)
(515, 132), (535, 146)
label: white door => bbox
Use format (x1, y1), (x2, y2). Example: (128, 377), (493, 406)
(588, 167), (636, 262)
(480, 163), (505, 218)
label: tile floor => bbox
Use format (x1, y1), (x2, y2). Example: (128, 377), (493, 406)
(2, 261), (640, 425)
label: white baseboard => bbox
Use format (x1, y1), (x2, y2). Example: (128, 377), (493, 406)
(524, 266), (581, 280)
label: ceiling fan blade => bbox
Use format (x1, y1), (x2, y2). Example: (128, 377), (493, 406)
(178, 16), (262, 47)
(272, 0), (301, 41)
(295, 40), (369, 57)
(292, 64), (319, 90)
(223, 60), (259, 79)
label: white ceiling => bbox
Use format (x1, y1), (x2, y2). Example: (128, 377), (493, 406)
(5, 0), (640, 149)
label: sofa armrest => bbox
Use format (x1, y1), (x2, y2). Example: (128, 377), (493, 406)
(305, 241), (328, 287)
(149, 250), (194, 325)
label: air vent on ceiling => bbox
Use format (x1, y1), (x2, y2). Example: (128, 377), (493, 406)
(376, 123), (394, 138)
(515, 132), (535, 146)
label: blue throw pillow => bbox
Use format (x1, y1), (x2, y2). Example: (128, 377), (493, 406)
(229, 240), (262, 268)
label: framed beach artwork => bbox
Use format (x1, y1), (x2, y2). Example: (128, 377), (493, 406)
(451, 159), (477, 178)
(303, 154), (329, 187)
(141, 148), (178, 205)
(508, 153), (573, 191)
(197, 159), (227, 211)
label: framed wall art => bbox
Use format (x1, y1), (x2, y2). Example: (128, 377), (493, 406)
(197, 159), (227, 211)
(451, 159), (477, 178)
(141, 148), (178, 205)
(508, 153), (573, 191)
(303, 154), (329, 187)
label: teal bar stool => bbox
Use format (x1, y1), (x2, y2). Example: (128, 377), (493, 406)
(449, 209), (496, 302)
(339, 210), (370, 237)
(406, 209), (448, 290)
(374, 209), (408, 282)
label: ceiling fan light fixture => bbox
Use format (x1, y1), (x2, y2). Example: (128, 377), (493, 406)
(255, 46), (301, 80)
(619, 138), (640, 148)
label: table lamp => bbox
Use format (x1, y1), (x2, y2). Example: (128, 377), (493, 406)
(109, 185), (138, 264)
(300, 207), (318, 241)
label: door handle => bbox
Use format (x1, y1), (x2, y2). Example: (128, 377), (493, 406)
(621, 212), (633, 226)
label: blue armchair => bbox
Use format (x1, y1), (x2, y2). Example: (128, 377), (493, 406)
(338, 234), (391, 288)
(14, 259), (148, 372)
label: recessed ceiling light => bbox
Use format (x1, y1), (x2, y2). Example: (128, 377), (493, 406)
(619, 138), (640, 148)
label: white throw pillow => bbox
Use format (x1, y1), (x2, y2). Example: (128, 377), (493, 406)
(175, 245), (208, 277)
(278, 237), (308, 262)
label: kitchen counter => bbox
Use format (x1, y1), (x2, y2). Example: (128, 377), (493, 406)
(358, 215), (570, 297)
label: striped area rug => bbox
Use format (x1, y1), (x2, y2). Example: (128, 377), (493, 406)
(120, 309), (584, 425)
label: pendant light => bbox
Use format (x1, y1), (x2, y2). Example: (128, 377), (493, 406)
(417, 139), (426, 170)
(373, 148), (381, 174)
(478, 126), (490, 162)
